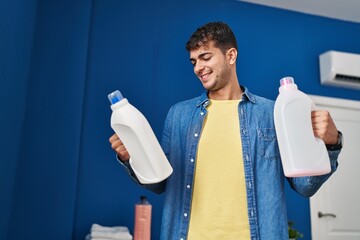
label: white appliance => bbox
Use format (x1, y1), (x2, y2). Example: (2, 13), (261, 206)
(319, 50), (360, 90)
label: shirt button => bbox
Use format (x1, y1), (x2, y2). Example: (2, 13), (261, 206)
(187, 185), (191, 189)
(248, 182), (252, 188)
(184, 213), (188, 217)
(251, 210), (254, 217)
(190, 158), (194, 163)
(180, 238), (184, 240)
(194, 133), (198, 137)
(200, 112), (204, 115)
(245, 155), (249, 161)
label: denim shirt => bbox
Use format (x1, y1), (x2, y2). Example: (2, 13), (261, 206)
(122, 87), (340, 240)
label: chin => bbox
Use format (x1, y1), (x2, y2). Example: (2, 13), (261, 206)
(201, 81), (214, 89)
(203, 85), (214, 91)
(204, 83), (219, 91)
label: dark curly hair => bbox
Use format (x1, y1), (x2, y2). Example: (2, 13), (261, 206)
(185, 22), (238, 54)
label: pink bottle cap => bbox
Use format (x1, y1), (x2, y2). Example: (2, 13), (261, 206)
(280, 77), (294, 86)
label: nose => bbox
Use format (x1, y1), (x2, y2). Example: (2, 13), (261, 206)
(194, 62), (205, 75)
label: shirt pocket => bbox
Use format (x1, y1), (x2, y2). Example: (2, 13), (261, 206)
(257, 128), (280, 160)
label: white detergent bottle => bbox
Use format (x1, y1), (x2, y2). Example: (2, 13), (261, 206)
(108, 90), (173, 184)
(274, 77), (331, 177)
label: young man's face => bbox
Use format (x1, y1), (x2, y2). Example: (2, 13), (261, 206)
(189, 41), (232, 92)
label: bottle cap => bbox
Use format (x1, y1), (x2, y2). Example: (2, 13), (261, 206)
(140, 196), (149, 204)
(108, 90), (123, 104)
(280, 76), (294, 86)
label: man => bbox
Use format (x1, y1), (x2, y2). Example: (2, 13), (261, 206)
(109, 22), (342, 240)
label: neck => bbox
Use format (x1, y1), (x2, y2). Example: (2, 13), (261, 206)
(208, 78), (243, 100)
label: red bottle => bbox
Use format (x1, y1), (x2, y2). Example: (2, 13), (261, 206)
(134, 196), (152, 240)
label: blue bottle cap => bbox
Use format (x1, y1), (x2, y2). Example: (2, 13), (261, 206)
(108, 90), (123, 104)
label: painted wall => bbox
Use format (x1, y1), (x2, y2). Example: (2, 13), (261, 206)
(0, 0), (37, 239)
(1, 0), (360, 239)
(4, 0), (92, 239)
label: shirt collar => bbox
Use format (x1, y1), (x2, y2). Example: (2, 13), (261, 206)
(196, 86), (256, 107)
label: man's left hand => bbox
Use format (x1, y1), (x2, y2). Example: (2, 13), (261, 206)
(311, 110), (339, 145)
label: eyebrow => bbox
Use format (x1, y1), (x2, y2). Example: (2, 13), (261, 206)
(190, 52), (212, 62)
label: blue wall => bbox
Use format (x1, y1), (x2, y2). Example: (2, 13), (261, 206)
(1, 0), (360, 239)
(0, 0), (37, 239)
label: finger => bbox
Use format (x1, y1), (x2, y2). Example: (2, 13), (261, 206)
(312, 112), (326, 135)
(111, 141), (120, 150)
(311, 111), (331, 129)
(312, 110), (324, 116)
(115, 143), (127, 152)
(313, 128), (326, 138)
(111, 138), (126, 150)
(109, 134), (125, 147)
(312, 119), (328, 130)
(312, 112), (338, 144)
(311, 114), (322, 125)
(116, 147), (130, 161)
(312, 110), (330, 120)
(109, 133), (119, 143)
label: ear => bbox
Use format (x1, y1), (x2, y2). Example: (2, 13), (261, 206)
(227, 48), (237, 65)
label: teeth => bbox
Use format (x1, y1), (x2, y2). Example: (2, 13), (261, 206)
(201, 73), (210, 80)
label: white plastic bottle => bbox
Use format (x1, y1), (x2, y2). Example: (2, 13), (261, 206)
(274, 77), (331, 177)
(134, 196), (152, 240)
(108, 90), (173, 184)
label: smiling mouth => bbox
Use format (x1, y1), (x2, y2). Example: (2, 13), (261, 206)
(200, 72), (212, 81)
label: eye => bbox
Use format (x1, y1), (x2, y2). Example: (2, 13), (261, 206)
(191, 61), (196, 66)
(204, 56), (211, 61)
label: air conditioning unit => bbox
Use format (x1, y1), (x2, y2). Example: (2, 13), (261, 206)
(319, 50), (360, 90)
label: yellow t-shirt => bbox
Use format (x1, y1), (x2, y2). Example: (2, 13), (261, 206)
(187, 99), (250, 240)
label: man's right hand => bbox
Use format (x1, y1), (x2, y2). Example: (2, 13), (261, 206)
(109, 133), (130, 162)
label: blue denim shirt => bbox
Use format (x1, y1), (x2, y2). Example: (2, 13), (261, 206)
(122, 87), (340, 240)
